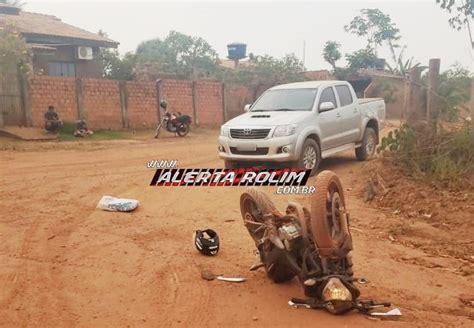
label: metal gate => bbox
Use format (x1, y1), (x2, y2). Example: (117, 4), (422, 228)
(0, 68), (24, 127)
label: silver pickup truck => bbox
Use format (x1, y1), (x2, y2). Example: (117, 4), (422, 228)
(218, 80), (385, 175)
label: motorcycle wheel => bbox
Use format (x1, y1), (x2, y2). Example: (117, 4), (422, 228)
(310, 170), (352, 258)
(240, 188), (277, 244)
(240, 188), (295, 283)
(177, 123), (190, 137)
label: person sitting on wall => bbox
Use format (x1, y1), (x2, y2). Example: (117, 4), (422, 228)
(74, 119), (93, 138)
(44, 106), (63, 133)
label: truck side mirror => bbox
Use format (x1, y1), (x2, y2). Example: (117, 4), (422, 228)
(244, 104), (252, 112)
(319, 102), (335, 112)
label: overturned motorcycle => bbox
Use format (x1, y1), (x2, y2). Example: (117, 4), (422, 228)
(240, 170), (400, 317)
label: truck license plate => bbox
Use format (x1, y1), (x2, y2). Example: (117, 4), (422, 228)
(237, 144), (257, 151)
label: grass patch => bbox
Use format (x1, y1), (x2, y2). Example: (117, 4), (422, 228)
(59, 121), (125, 141)
(91, 130), (126, 140)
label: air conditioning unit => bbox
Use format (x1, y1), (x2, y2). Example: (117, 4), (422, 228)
(77, 46), (93, 60)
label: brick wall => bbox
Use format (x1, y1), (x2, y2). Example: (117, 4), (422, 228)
(28, 76), (250, 130)
(160, 79), (194, 119)
(29, 76), (78, 127)
(224, 84), (254, 122)
(82, 79), (122, 129)
(126, 81), (158, 129)
(195, 81), (223, 127)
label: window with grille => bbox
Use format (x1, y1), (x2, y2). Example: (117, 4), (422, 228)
(47, 62), (76, 77)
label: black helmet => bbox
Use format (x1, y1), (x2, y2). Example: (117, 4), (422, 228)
(193, 229), (219, 256)
(160, 99), (168, 109)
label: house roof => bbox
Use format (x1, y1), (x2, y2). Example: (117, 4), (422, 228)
(0, 9), (119, 48)
(358, 68), (405, 80)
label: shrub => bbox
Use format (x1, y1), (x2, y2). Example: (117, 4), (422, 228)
(378, 123), (474, 187)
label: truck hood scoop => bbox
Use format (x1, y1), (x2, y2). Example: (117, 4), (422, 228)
(251, 115), (271, 118)
(226, 111), (312, 126)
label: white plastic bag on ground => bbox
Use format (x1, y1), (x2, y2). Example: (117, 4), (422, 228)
(97, 196), (139, 212)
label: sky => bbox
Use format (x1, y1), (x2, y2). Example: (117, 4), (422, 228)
(24, 0), (473, 72)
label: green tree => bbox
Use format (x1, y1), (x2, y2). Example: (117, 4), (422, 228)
(224, 53), (306, 87)
(345, 8), (401, 57)
(99, 50), (136, 80)
(322, 41), (341, 71)
(345, 47), (377, 70)
(436, 1), (473, 127)
(97, 30), (135, 80)
(436, 0), (473, 41)
(345, 8), (419, 75)
(0, 25), (30, 75)
(135, 31), (219, 79)
(436, 64), (472, 121)
(251, 53), (305, 80)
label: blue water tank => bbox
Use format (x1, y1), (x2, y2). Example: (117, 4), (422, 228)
(227, 43), (247, 60)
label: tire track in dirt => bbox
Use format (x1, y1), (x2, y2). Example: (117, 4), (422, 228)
(1, 211), (78, 327)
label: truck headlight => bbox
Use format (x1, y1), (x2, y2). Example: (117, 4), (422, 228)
(273, 124), (297, 137)
(220, 126), (229, 137)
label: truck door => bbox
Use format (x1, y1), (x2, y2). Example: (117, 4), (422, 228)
(335, 84), (361, 144)
(317, 86), (343, 150)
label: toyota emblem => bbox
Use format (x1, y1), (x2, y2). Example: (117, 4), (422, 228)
(243, 128), (252, 135)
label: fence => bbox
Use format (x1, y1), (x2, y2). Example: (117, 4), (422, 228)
(12, 76), (256, 130)
(3, 73), (422, 129)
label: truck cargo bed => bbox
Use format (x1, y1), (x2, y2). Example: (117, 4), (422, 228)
(359, 98), (383, 104)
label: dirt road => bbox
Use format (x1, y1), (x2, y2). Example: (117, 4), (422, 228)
(0, 130), (472, 327)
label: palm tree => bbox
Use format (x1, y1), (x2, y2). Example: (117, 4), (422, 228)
(386, 45), (423, 77)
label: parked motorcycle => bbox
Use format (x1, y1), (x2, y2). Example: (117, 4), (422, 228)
(240, 170), (396, 316)
(154, 100), (192, 138)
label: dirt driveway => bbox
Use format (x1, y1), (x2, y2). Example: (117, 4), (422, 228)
(0, 129), (472, 327)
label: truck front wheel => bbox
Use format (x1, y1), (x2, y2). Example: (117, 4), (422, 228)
(355, 127), (377, 161)
(293, 139), (321, 176)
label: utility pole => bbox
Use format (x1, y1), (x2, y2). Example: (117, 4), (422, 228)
(407, 66), (422, 125)
(426, 58), (440, 129)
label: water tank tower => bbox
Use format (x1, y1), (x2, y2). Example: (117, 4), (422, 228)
(227, 42), (247, 68)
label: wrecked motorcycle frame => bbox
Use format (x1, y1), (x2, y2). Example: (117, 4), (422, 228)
(240, 170), (383, 315)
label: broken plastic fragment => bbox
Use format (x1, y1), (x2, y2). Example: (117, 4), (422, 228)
(370, 308), (402, 317)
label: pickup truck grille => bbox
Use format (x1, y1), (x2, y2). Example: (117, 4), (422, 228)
(230, 128), (270, 139)
(230, 147), (269, 155)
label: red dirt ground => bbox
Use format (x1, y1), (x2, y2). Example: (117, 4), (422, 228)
(0, 128), (472, 327)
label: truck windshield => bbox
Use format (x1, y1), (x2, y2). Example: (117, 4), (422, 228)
(251, 88), (318, 112)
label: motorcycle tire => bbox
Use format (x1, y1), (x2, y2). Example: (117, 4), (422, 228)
(240, 188), (295, 283)
(310, 170), (352, 258)
(177, 124), (190, 137)
(240, 188), (278, 244)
